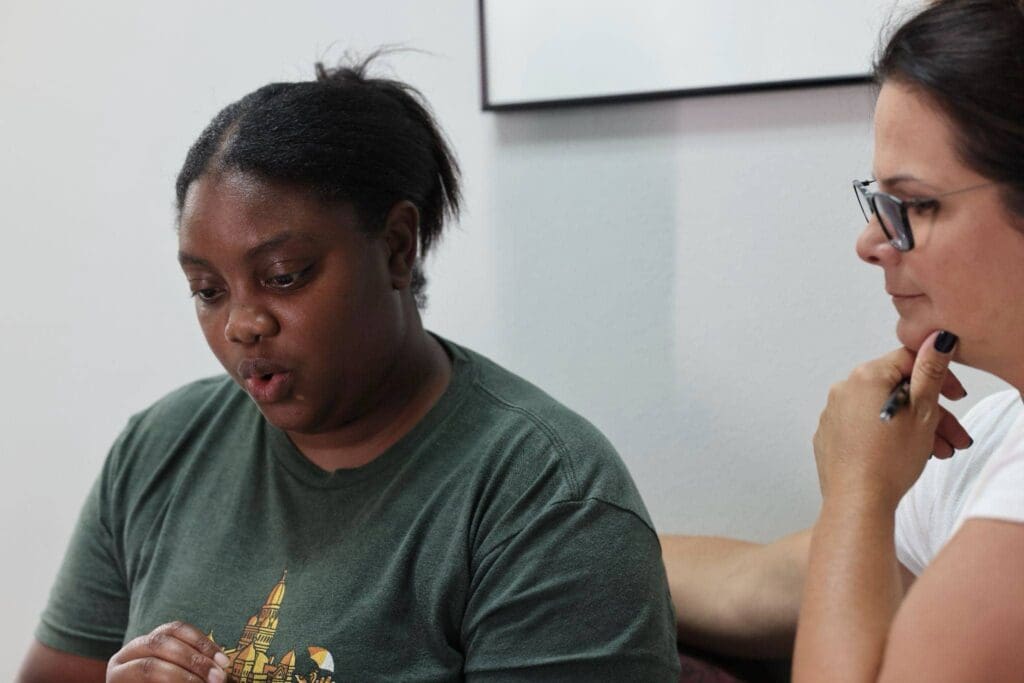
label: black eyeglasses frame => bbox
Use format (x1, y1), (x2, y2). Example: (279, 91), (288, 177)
(853, 178), (998, 252)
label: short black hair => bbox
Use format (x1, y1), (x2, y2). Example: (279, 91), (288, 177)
(175, 51), (461, 306)
(875, 0), (1024, 217)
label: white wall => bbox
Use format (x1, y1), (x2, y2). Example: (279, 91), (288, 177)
(0, 1), (1007, 678)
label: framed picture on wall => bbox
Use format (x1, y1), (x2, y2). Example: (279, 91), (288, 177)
(479, 0), (919, 110)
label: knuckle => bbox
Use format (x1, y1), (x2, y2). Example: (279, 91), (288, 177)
(918, 359), (947, 380)
(140, 656), (157, 678)
(850, 364), (872, 382)
(916, 404), (937, 424)
(190, 652), (209, 673)
(193, 633), (215, 655)
(146, 632), (167, 651)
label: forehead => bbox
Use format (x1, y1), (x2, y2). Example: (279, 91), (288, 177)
(872, 82), (976, 188)
(178, 171), (360, 253)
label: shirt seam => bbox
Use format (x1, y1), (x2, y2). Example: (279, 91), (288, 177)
(470, 380), (581, 500)
(475, 496), (659, 566)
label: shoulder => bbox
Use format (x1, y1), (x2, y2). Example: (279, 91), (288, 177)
(957, 392), (1024, 526)
(882, 517), (1024, 682)
(896, 389), (1023, 573)
(458, 344), (617, 456)
(444, 339), (655, 530)
(106, 375), (250, 478)
(919, 389), (1023, 512)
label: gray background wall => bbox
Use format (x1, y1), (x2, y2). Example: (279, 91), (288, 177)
(0, 1), (1005, 678)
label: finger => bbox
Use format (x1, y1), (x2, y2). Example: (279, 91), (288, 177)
(909, 330), (958, 417)
(940, 368), (967, 400)
(110, 655), (225, 683)
(873, 346), (917, 384)
(932, 435), (955, 459)
(876, 346), (965, 399)
(935, 406), (973, 450)
(111, 622), (228, 682)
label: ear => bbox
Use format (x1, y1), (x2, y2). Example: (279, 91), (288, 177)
(383, 200), (420, 290)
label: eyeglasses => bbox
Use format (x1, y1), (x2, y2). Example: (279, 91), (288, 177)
(853, 179), (996, 252)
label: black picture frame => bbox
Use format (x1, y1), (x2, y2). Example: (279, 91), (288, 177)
(478, 0), (877, 112)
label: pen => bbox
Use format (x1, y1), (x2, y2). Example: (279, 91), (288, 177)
(879, 379), (911, 422)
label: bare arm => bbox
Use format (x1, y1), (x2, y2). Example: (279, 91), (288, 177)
(793, 335), (966, 681)
(880, 519), (1024, 682)
(16, 641), (106, 683)
(660, 529), (811, 659)
(661, 529), (916, 660)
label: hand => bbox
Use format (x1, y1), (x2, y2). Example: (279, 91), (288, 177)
(812, 330), (971, 509)
(107, 621), (230, 683)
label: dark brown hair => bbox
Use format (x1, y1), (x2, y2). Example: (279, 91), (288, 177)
(175, 51), (461, 307)
(875, 0), (1024, 216)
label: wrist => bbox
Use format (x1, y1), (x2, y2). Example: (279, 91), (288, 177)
(820, 485), (901, 519)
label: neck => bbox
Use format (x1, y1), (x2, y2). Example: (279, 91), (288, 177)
(287, 323), (452, 471)
(958, 348), (1024, 403)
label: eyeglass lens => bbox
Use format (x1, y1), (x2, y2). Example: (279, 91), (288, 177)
(873, 195), (909, 248)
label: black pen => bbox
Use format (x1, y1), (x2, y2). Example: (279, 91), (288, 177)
(880, 379), (911, 422)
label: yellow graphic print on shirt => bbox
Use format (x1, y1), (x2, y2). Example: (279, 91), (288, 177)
(207, 570), (337, 683)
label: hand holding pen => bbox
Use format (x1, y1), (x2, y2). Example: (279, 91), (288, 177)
(879, 379), (911, 422)
(813, 330), (972, 508)
(878, 331), (962, 425)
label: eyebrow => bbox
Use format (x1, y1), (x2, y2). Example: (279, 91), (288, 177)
(875, 174), (941, 192)
(178, 231), (319, 267)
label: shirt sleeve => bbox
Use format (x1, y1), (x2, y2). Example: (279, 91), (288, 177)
(35, 429), (132, 660)
(895, 464), (939, 577)
(461, 498), (680, 682)
(960, 424), (1024, 526)
(895, 390), (1024, 575)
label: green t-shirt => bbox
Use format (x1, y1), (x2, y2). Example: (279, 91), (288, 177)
(37, 338), (679, 681)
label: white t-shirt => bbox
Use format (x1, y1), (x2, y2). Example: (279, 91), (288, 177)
(895, 389), (1024, 576)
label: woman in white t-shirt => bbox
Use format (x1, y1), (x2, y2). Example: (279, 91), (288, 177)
(664, 2), (1024, 680)
(793, 1), (1024, 678)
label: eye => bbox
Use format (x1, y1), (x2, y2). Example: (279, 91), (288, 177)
(909, 198), (940, 215)
(268, 273), (299, 287)
(263, 264), (313, 290)
(191, 287), (224, 304)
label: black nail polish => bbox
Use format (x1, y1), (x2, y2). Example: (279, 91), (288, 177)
(934, 331), (958, 353)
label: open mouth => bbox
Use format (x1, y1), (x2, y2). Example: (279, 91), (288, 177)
(243, 371), (293, 403)
(237, 359), (293, 403)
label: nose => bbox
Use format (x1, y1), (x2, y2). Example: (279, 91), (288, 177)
(855, 215), (902, 268)
(224, 303), (279, 344)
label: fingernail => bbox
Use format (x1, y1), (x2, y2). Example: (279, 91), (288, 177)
(214, 652), (230, 668)
(934, 331), (958, 353)
(209, 667), (226, 683)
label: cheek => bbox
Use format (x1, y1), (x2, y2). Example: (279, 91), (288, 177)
(195, 308), (229, 358)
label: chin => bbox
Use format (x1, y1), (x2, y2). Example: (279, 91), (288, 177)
(254, 402), (317, 434)
(894, 319), (929, 353)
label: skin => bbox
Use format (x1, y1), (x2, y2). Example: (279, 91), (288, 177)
(17, 170), (452, 682)
(793, 81), (1024, 681)
(661, 78), (973, 657)
(856, 83), (1024, 388)
(177, 170), (451, 470)
(661, 77), (1019, 666)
